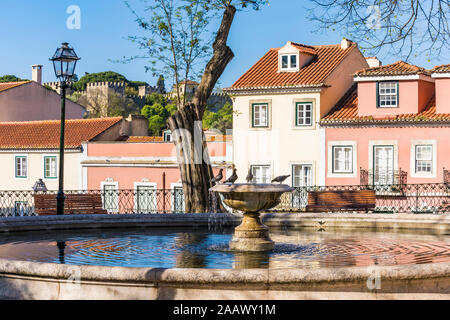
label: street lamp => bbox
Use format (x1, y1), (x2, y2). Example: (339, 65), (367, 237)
(50, 42), (80, 215)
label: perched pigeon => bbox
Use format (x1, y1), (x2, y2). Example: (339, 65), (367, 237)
(246, 168), (254, 183)
(271, 175), (290, 184)
(224, 169), (238, 184)
(210, 169), (223, 184)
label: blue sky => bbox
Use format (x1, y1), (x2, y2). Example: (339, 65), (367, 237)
(0, 0), (447, 89)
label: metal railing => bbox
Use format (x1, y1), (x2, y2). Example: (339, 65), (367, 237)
(0, 183), (449, 217)
(272, 183), (450, 213)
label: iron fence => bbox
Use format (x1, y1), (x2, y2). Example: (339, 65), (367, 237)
(272, 183), (450, 213)
(0, 183), (449, 217)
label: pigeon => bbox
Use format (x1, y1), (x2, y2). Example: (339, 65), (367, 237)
(271, 175), (290, 184)
(210, 169), (223, 184)
(224, 169), (238, 184)
(246, 168), (254, 183)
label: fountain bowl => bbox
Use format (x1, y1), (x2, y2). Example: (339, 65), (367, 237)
(210, 183), (294, 252)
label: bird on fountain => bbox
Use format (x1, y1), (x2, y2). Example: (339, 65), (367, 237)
(210, 169), (223, 185)
(224, 168), (238, 184)
(246, 168), (254, 183)
(271, 175), (290, 184)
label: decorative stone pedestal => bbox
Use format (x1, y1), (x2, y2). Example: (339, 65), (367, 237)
(209, 183), (294, 252)
(229, 212), (274, 252)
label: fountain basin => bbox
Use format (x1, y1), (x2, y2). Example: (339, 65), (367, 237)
(210, 183), (294, 252)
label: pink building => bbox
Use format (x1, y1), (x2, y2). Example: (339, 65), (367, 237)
(321, 61), (450, 188)
(80, 136), (232, 213)
(0, 81), (85, 121)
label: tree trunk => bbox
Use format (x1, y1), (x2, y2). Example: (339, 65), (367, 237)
(168, 5), (236, 213)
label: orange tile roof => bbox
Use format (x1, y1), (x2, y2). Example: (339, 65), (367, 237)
(432, 64), (450, 73)
(355, 61), (430, 77)
(0, 81), (30, 93)
(227, 43), (357, 90)
(321, 85), (450, 124)
(127, 136), (164, 142)
(0, 117), (123, 150)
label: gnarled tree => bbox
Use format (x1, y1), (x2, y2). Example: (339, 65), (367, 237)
(125, 0), (268, 212)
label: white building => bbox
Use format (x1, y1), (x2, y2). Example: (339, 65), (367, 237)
(224, 40), (369, 187)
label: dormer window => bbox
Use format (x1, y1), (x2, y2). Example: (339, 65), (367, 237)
(281, 54), (298, 71)
(377, 81), (398, 108)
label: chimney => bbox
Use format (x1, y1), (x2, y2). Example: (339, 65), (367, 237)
(341, 38), (353, 50)
(365, 57), (382, 68)
(32, 65), (43, 84)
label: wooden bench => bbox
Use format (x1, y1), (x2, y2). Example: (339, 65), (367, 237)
(33, 194), (108, 216)
(306, 190), (376, 212)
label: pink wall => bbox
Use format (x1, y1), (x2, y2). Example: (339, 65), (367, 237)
(87, 141), (227, 158)
(85, 141), (228, 191)
(435, 78), (450, 114)
(325, 126), (450, 186)
(0, 82), (85, 121)
(357, 80), (435, 117)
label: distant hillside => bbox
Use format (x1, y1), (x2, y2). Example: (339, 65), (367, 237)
(72, 71), (149, 92)
(0, 75), (28, 83)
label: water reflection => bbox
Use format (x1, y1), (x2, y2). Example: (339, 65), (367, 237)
(0, 229), (448, 269)
(233, 251), (270, 269)
(174, 233), (207, 268)
(56, 241), (66, 264)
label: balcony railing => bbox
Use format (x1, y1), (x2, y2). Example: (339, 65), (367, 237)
(360, 167), (408, 187)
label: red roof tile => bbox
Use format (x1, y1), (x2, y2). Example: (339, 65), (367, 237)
(355, 61), (430, 77)
(321, 85), (450, 124)
(227, 42), (357, 90)
(432, 64), (450, 73)
(0, 81), (30, 93)
(0, 117), (123, 149)
(127, 136), (164, 142)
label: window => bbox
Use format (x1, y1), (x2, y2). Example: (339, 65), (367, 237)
(15, 156), (27, 178)
(163, 130), (172, 142)
(296, 102), (313, 126)
(102, 183), (118, 213)
(14, 201), (28, 217)
(173, 186), (185, 213)
(415, 145), (433, 173)
(44, 156), (57, 179)
(252, 103), (269, 128)
(251, 165), (271, 183)
(281, 54), (298, 70)
(292, 164), (313, 187)
(135, 184), (157, 213)
(332, 146), (353, 173)
(378, 82), (398, 107)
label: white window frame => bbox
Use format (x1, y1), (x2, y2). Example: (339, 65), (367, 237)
(378, 81), (398, 108)
(280, 53), (299, 71)
(252, 103), (269, 128)
(134, 182), (157, 214)
(100, 180), (119, 213)
(295, 102), (313, 127)
(14, 154), (28, 179)
(327, 141), (357, 178)
(250, 165), (271, 184)
(292, 163), (314, 187)
(43, 155), (58, 179)
(410, 140), (437, 178)
(332, 146), (353, 173)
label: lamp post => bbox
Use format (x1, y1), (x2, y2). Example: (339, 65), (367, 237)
(50, 42), (80, 215)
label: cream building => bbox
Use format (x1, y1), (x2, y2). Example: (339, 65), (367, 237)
(224, 40), (369, 187)
(0, 117), (139, 192)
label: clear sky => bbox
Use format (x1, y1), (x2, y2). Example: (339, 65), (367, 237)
(0, 0), (447, 89)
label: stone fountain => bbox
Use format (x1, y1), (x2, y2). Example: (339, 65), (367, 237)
(210, 183), (294, 251)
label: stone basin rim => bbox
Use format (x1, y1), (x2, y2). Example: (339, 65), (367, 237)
(210, 183), (294, 193)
